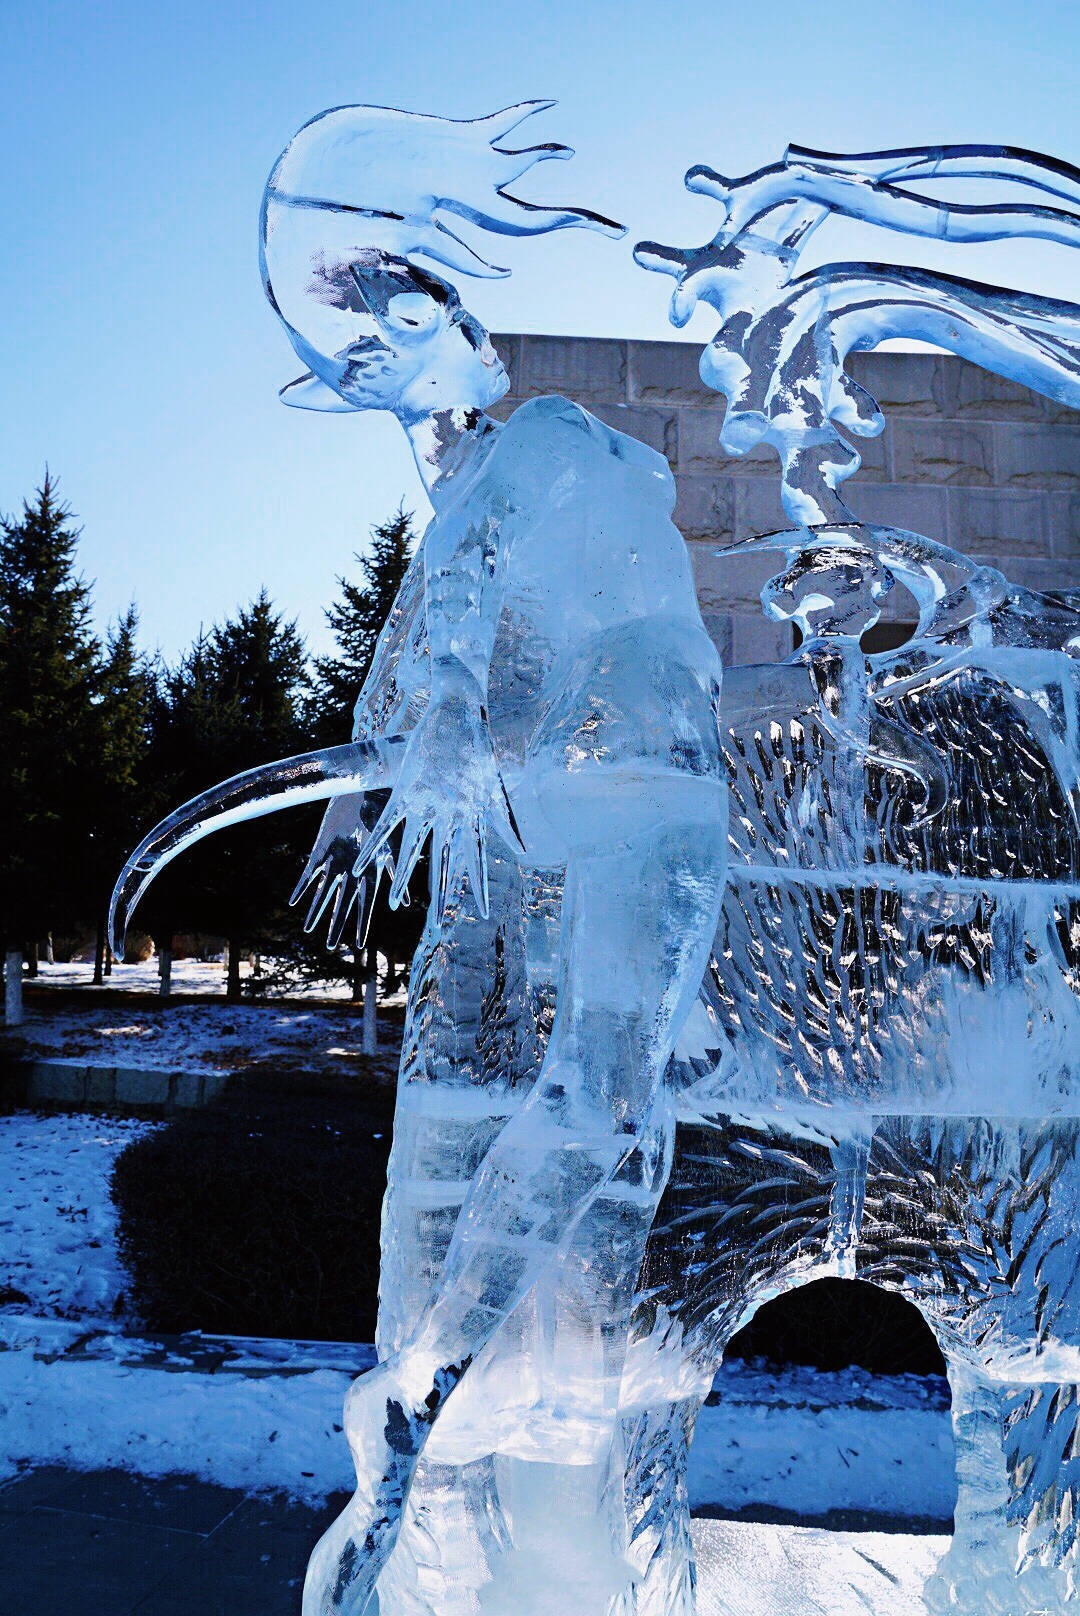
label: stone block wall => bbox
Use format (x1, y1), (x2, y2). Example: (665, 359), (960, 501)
(492, 335), (1080, 664)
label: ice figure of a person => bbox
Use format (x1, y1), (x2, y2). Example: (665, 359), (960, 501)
(111, 102), (728, 1616)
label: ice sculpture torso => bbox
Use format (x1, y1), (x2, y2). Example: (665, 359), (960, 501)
(426, 396), (719, 799)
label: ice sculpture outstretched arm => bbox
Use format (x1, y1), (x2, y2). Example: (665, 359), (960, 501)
(109, 736), (405, 957)
(291, 541), (431, 948)
(683, 143), (1080, 265)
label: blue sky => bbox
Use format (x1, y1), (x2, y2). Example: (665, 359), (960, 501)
(3, 0), (1077, 660)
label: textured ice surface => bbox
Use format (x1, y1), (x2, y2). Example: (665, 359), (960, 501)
(109, 124), (1080, 1616)
(691, 1519), (949, 1616)
(635, 143), (1080, 528)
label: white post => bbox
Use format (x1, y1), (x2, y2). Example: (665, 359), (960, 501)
(363, 958), (378, 1055)
(158, 946), (173, 1000)
(4, 951), (23, 1028)
(43, 933), (54, 966)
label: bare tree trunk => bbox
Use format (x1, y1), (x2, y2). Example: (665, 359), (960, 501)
(43, 933), (54, 966)
(226, 938), (242, 1003)
(93, 911), (106, 985)
(4, 951), (23, 1028)
(351, 953), (364, 1004)
(158, 943), (173, 1000)
(362, 945), (378, 1055)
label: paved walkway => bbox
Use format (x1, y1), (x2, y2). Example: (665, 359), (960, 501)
(0, 1464), (951, 1616)
(0, 1464), (347, 1615)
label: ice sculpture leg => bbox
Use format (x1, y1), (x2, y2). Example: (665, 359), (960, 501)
(374, 1455), (511, 1616)
(616, 1399), (700, 1616)
(855, 1115), (1080, 1609)
(614, 1114), (850, 1613)
(305, 814), (727, 1616)
(922, 1366), (1072, 1615)
(374, 847), (539, 1616)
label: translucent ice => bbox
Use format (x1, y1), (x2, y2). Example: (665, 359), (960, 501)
(633, 141), (1080, 1615)
(111, 127), (1080, 1616)
(635, 143), (1080, 527)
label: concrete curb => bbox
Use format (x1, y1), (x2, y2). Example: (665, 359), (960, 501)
(10, 1059), (230, 1112)
(0, 1314), (375, 1377)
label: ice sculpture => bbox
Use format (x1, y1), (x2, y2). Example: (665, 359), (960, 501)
(636, 142), (1080, 527)
(109, 126), (1080, 1616)
(631, 143), (1080, 1615)
(113, 101), (729, 1616)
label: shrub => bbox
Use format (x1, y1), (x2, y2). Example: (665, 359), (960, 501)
(110, 1067), (395, 1342)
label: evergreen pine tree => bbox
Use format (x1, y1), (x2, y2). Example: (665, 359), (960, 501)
(142, 591), (310, 1000)
(86, 605), (155, 981)
(0, 475), (101, 990)
(308, 506), (416, 744)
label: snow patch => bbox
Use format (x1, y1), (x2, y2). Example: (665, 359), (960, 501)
(0, 1112), (158, 1320)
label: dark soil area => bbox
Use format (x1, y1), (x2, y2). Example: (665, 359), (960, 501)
(111, 1066), (394, 1343)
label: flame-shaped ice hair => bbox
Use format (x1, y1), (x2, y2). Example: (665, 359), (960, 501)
(263, 100), (623, 283)
(635, 143), (1080, 527)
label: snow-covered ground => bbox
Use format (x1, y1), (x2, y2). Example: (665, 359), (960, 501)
(0, 1321), (956, 1519)
(698, 1359), (954, 1522)
(27, 956), (409, 1004)
(10, 961), (402, 1076)
(0, 1111), (158, 1317)
(0, 1315), (360, 1501)
(0, 1111), (958, 1532)
(692, 1517), (948, 1616)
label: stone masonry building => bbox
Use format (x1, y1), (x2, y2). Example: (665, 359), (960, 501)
(493, 335), (1080, 664)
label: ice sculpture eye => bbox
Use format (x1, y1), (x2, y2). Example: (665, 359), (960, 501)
(382, 291), (442, 331)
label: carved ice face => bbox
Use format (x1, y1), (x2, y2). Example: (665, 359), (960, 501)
(262, 205), (509, 416)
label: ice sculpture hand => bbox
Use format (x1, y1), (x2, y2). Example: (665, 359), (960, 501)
(353, 676), (523, 922)
(290, 793), (393, 950)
